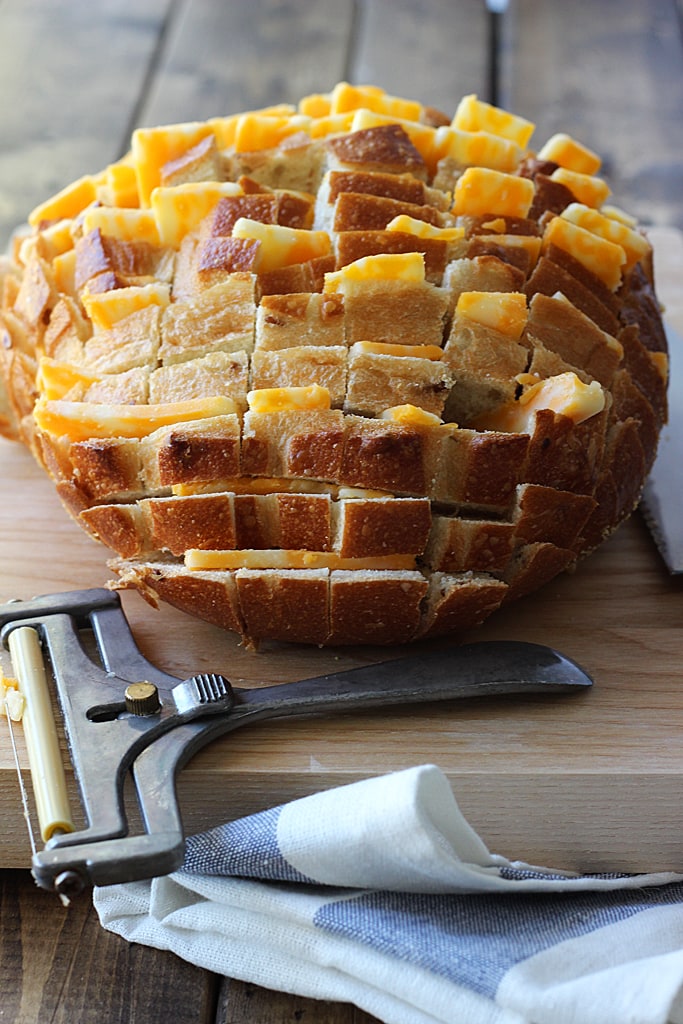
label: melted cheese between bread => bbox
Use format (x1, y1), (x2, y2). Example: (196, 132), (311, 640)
(34, 396), (237, 442)
(476, 372), (605, 433)
(185, 549), (417, 571)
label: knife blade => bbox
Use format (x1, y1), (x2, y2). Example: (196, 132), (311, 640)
(640, 323), (683, 573)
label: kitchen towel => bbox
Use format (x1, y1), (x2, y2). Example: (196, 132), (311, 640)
(94, 764), (683, 1024)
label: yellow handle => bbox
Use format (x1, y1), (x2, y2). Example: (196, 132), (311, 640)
(8, 626), (75, 842)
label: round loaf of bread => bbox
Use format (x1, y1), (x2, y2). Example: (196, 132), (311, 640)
(0, 84), (668, 645)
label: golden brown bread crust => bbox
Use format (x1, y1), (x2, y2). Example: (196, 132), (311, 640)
(75, 229), (173, 291)
(116, 561), (245, 634)
(334, 229), (453, 283)
(526, 251), (621, 336)
(152, 416), (242, 487)
(238, 569), (330, 644)
(418, 573), (508, 638)
(442, 256), (526, 309)
(325, 125), (427, 178)
(524, 293), (622, 387)
(321, 170), (433, 207)
(328, 569), (429, 644)
(329, 192), (443, 232)
(0, 86), (669, 645)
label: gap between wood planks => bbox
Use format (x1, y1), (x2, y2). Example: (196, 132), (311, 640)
(485, 0), (507, 106)
(115, 0), (186, 161)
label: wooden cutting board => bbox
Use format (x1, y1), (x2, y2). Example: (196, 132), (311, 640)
(2, 228), (682, 874)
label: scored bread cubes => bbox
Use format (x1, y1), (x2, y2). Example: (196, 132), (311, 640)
(0, 83), (668, 646)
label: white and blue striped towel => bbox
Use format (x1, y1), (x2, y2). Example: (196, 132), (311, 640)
(94, 765), (683, 1024)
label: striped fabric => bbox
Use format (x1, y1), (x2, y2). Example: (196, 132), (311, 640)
(94, 765), (683, 1024)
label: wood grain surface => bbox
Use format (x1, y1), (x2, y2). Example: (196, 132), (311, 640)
(1, 2), (682, 1022)
(0, 870), (380, 1024)
(500, 0), (683, 231)
(0, 870), (219, 1024)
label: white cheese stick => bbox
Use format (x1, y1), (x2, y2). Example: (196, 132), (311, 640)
(8, 627), (75, 842)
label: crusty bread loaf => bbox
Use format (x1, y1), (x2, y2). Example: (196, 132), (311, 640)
(0, 84), (668, 645)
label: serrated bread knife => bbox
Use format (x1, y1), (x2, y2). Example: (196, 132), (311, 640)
(641, 323), (683, 573)
(1, 588), (592, 900)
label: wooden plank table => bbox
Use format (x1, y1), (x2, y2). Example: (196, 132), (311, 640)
(1, 2), (682, 1022)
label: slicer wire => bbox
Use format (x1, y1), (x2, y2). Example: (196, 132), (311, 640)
(3, 699), (38, 857)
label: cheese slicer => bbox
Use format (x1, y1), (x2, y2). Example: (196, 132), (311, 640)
(1, 587), (592, 901)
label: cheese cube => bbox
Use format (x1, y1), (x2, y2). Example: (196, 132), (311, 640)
(550, 167), (611, 208)
(20, 219), (75, 262)
(452, 94), (535, 148)
(456, 291), (528, 340)
(351, 341), (444, 360)
(52, 249), (77, 296)
(298, 92), (333, 118)
(82, 207), (161, 246)
(537, 133), (602, 175)
(308, 112), (356, 138)
(184, 548), (416, 571)
(331, 82), (422, 123)
(28, 175), (97, 227)
(451, 167), (534, 218)
(478, 372), (605, 433)
(543, 216), (626, 290)
(518, 372), (605, 423)
(132, 122), (215, 206)
(380, 405), (445, 427)
(208, 105), (296, 148)
(82, 282), (170, 331)
(433, 127), (523, 173)
(232, 113), (311, 153)
(37, 358), (100, 400)
(97, 159), (140, 208)
(152, 182), (244, 247)
(601, 205), (638, 228)
(559, 203), (650, 271)
(247, 384), (331, 413)
(232, 219), (331, 272)
(324, 252), (426, 293)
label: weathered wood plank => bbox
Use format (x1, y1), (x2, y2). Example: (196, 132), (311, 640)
(217, 977), (381, 1023)
(0, 0), (173, 249)
(134, 0), (490, 134)
(351, 0), (490, 114)
(500, 0), (683, 229)
(0, 870), (218, 1024)
(138, 0), (356, 126)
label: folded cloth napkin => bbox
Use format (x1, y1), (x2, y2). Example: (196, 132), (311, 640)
(94, 765), (683, 1024)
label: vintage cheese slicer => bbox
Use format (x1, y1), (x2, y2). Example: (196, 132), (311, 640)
(1, 587), (592, 901)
